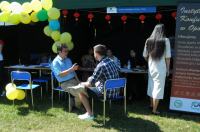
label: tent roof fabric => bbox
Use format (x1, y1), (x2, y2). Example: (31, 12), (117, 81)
(1, 0), (200, 9)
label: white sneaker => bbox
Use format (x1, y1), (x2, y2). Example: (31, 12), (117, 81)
(78, 113), (94, 120)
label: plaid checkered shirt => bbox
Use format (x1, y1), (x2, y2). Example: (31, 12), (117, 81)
(88, 57), (120, 98)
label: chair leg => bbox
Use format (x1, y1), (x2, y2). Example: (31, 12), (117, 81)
(31, 89), (34, 109)
(59, 91), (61, 101)
(68, 93), (71, 112)
(92, 98), (94, 114)
(103, 100), (106, 125)
(52, 89), (54, 107)
(46, 82), (48, 92)
(109, 100), (112, 109)
(41, 86), (43, 100)
(124, 97), (126, 115)
(25, 90), (28, 100)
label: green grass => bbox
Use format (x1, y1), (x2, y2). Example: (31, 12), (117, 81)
(0, 94), (200, 132)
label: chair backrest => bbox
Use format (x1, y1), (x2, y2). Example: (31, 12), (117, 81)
(104, 78), (127, 99)
(51, 71), (61, 88)
(11, 71), (31, 82)
(105, 78), (126, 90)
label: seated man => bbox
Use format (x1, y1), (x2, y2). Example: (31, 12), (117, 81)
(78, 44), (121, 120)
(51, 44), (85, 110)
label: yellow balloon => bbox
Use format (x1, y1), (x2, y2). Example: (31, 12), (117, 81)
(20, 12), (31, 24)
(48, 8), (60, 20)
(66, 41), (74, 51)
(6, 89), (18, 100)
(9, 2), (22, 14)
(31, 0), (42, 12)
(16, 90), (25, 100)
(5, 83), (16, 91)
(0, 1), (11, 12)
(22, 2), (32, 14)
(60, 32), (72, 43)
(41, 0), (53, 10)
(51, 31), (61, 41)
(30, 11), (39, 22)
(52, 41), (61, 53)
(0, 12), (10, 22)
(8, 13), (20, 24)
(43, 26), (52, 36)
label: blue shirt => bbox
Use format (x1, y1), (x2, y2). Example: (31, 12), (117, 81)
(88, 57), (120, 93)
(51, 55), (75, 82)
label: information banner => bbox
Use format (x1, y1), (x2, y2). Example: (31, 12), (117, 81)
(170, 3), (200, 113)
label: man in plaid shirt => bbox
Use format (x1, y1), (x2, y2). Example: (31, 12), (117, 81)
(78, 44), (120, 120)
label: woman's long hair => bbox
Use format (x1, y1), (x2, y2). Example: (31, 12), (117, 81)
(146, 24), (166, 60)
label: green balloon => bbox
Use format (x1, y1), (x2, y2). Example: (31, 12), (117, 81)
(37, 9), (48, 21)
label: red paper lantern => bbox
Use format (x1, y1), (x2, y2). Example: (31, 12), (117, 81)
(139, 14), (146, 23)
(73, 12), (80, 21)
(87, 13), (94, 22)
(171, 11), (177, 19)
(105, 14), (111, 24)
(155, 13), (162, 21)
(121, 15), (127, 24)
(62, 9), (68, 18)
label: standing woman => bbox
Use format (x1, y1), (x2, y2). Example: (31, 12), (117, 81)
(143, 24), (171, 114)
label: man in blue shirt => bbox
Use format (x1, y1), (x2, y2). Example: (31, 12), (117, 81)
(51, 44), (86, 110)
(78, 44), (120, 120)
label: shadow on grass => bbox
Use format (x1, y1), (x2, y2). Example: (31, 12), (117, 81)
(93, 116), (161, 132)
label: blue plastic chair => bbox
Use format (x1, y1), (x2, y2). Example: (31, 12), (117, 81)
(91, 78), (127, 125)
(11, 71), (41, 108)
(51, 72), (71, 112)
(32, 63), (50, 92)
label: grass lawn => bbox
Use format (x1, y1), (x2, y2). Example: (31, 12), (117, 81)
(0, 94), (200, 132)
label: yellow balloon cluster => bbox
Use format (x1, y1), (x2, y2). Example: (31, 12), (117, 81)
(0, 0), (75, 53)
(5, 83), (26, 101)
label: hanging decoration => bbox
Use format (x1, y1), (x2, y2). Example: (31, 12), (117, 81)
(155, 13), (162, 22)
(87, 12), (94, 22)
(139, 14), (146, 23)
(105, 14), (111, 24)
(0, 0), (74, 56)
(171, 11), (176, 19)
(62, 9), (68, 18)
(73, 12), (80, 21)
(121, 15), (127, 24)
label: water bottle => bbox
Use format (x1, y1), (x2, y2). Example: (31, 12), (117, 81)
(48, 57), (52, 67)
(127, 60), (131, 69)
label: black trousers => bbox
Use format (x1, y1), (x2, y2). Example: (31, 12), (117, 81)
(0, 60), (5, 93)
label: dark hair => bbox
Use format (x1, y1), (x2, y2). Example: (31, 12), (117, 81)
(57, 44), (68, 53)
(146, 24), (166, 60)
(93, 44), (107, 56)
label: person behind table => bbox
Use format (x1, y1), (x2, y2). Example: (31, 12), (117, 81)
(77, 44), (120, 120)
(81, 48), (96, 81)
(51, 44), (84, 110)
(107, 49), (121, 68)
(143, 24), (171, 115)
(0, 40), (5, 95)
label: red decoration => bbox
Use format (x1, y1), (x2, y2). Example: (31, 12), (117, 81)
(87, 13), (94, 22)
(105, 14), (111, 24)
(155, 13), (162, 21)
(73, 12), (80, 21)
(139, 14), (146, 23)
(62, 9), (68, 18)
(121, 15), (127, 24)
(171, 11), (177, 19)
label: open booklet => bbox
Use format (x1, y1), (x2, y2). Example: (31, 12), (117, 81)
(68, 83), (85, 90)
